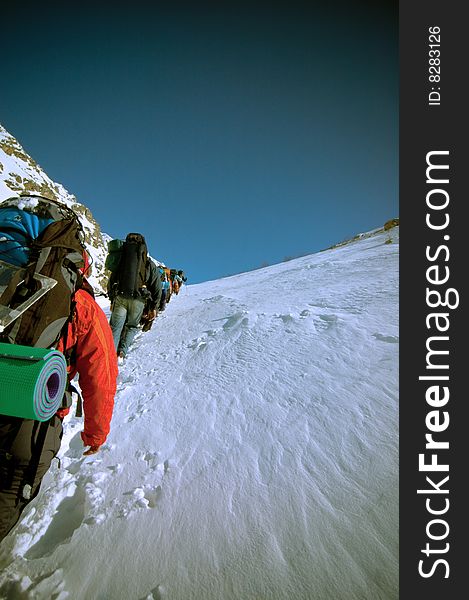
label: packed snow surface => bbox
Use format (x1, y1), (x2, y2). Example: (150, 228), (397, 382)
(0, 227), (399, 600)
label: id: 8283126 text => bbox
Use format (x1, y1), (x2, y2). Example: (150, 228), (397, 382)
(428, 26), (441, 106)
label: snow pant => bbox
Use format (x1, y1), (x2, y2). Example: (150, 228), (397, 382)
(0, 415), (63, 542)
(159, 289), (167, 312)
(109, 295), (145, 357)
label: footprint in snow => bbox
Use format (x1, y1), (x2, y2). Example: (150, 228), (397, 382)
(188, 336), (208, 350)
(68, 469), (110, 526)
(24, 485), (87, 559)
(0, 568), (68, 599)
(222, 311), (249, 331)
(373, 332), (399, 343)
(313, 313), (338, 332)
(275, 313), (295, 323)
(126, 405), (150, 423)
(118, 485), (162, 517)
(138, 451), (169, 475)
(6, 461), (77, 557)
(140, 584), (165, 600)
(142, 451), (159, 470)
(204, 328), (218, 337)
(107, 463), (122, 474)
(118, 370), (138, 386)
(37, 469), (111, 548)
(187, 314), (249, 350)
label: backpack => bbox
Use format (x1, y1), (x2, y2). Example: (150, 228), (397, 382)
(0, 194), (88, 349)
(110, 233), (148, 298)
(104, 238), (124, 272)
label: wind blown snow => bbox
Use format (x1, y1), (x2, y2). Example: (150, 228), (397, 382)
(0, 226), (399, 600)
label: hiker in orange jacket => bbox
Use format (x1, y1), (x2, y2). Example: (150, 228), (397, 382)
(171, 271), (180, 295)
(57, 286), (118, 452)
(164, 267), (173, 304)
(0, 271), (118, 542)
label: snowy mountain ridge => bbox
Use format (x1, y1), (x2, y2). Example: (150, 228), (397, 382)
(0, 123), (110, 293)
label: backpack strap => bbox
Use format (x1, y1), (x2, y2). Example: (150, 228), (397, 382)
(58, 280), (93, 415)
(21, 420), (50, 500)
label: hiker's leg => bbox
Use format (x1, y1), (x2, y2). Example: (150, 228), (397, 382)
(0, 416), (63, 542)
(109, 295), (128, 351)
(159, 290), (167, 311)
(118, 298), (145, 356)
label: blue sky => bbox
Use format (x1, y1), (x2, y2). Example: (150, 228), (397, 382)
(0, 2), (397, 284)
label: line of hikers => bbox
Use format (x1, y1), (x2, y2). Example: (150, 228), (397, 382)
(0, 194), (185, 542)
(106, 232), (186, 364)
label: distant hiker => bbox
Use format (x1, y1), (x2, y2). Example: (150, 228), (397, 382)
(107, 233), (161, 362)
(0, 195), (118, 543)
(169, 269), (179, 296)
(159, 267), (170, 311)
(163, 267), (172, 304)
(172, 270), (186, 295)
(139, 266), (165, 333)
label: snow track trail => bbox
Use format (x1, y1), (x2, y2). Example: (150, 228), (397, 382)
(0, 227), (399, 600)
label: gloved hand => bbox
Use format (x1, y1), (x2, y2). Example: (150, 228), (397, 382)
(146, 309), (157, 321)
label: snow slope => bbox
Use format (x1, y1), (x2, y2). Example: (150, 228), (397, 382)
(0, 226), (399, 600)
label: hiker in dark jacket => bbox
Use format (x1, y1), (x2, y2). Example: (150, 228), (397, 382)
(108, 235), (162, 362)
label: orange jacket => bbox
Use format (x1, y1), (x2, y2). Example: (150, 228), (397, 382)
(164, 268), (172, 293)
(57, 288), (118, 447)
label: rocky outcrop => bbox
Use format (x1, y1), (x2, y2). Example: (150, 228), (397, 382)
(384, 218), (399, 231)
(0, 124), (109, 293)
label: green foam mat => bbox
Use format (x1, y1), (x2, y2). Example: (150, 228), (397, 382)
(0, 342), (67, 421)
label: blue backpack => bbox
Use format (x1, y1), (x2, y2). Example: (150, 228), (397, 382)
(0, 194), (88, 348)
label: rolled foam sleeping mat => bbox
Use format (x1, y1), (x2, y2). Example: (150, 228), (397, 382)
(0, 342), (67, 421)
